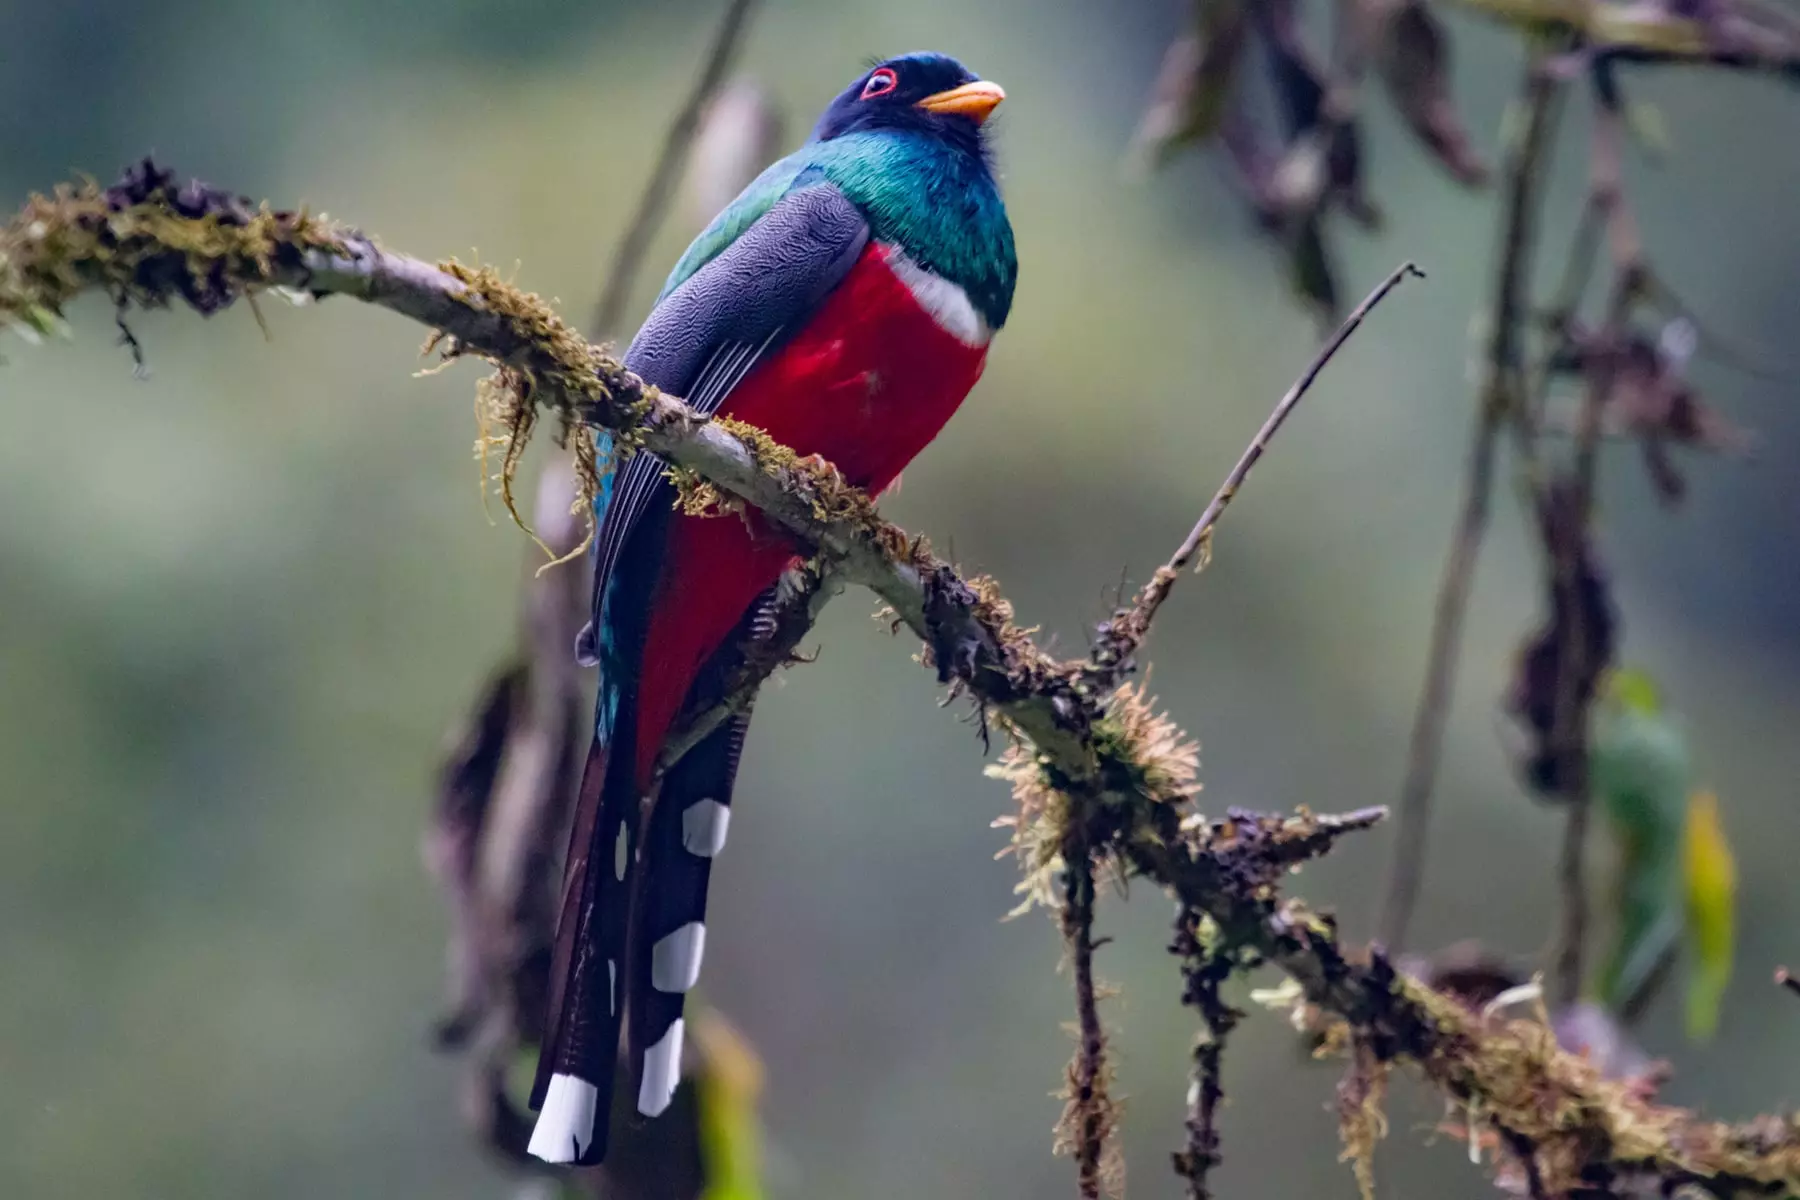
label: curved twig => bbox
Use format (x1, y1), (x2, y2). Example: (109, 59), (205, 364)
(1089, 261), (1425, 689)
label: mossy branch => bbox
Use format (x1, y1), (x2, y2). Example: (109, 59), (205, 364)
(1124, 807), (1800, 1197)
(1171, 902), (1241, 1200)
(7, 162), (1797, 1198)
(0, 161), (1083, 764)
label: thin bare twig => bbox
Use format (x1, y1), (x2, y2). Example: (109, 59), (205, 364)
(1548, 64), (1641, 1008)
(1089, 261), (1425, 687)
(1527, 194), (1604, 428)
(1379, 55), (1567, 950)
(1549, 788), (1593, 1006)
(588, 0), (760, 337)
(1173, 261), (1424, 575)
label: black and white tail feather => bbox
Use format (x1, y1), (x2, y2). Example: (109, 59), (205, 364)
(526, 599), (765, 1165)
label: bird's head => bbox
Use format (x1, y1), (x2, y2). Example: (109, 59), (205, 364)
(811, 52), (1004, 152)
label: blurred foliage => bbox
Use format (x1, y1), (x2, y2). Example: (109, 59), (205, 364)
(4, 0), (1800, 1198)
(692, 1012), (768, 1200)
(1131, 0), (1490, 320)
(1592, 668), (1689, 1015)
(1683, 788), (1738, 1041)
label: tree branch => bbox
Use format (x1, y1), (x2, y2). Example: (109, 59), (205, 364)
(1546, 65), (1642, 1008)
(1171, 902), (1241, 1200)
(1379, 51), (1566, 950)
(1133, 809), (1800, 1198)
(7, 164), (1797, 1197)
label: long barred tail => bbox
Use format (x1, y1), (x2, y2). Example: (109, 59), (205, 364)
(528, 593), (772, 1166)
(527, 732), (635, 1165)
(624, 708), (751, 1121)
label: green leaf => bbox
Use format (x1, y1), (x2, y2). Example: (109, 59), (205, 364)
(695, 1012), (767, 1200)
(1591, 669), (1689, 1012)
(1608, 667), (1662, 716)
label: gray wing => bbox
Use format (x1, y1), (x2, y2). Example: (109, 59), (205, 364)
(579, 183), (871, 660)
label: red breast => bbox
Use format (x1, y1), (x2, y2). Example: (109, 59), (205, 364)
(631, 242), (991, 782)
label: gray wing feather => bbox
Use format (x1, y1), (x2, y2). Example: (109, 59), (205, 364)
(582, 184), (870, 643)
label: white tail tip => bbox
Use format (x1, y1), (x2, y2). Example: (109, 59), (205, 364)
(528, 1073), (600, 1164)
(637, 1018), (685, 1117)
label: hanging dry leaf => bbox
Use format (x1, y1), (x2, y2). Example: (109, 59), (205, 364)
(1552, 320), (1754, 504)
(1503, 480), (1619, 798)
(1376, 0), (1490, 185)
(1288, 210), (1342, 321)
(1130, 0), (1252, 168)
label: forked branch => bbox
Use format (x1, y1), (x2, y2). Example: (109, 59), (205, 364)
(4, 165), (1796, 1198)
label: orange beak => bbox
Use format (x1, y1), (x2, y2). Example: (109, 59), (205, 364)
(916, 79), (1006, 124)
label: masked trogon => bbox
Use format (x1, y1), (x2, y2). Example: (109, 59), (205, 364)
(529, 51), (1017, 1165)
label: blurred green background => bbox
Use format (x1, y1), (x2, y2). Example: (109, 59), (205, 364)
(4, 1), (1799, 1196)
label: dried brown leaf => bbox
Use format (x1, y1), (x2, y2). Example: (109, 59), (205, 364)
(1503, 480), (1618, 797)
(1132, 0), (1254, 170)
(1377, 0), (1491, 185)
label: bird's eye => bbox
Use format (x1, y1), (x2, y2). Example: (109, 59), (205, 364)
(860, 68), (898, 100)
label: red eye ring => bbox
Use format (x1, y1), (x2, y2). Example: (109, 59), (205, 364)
(860, 68), (898, 100)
